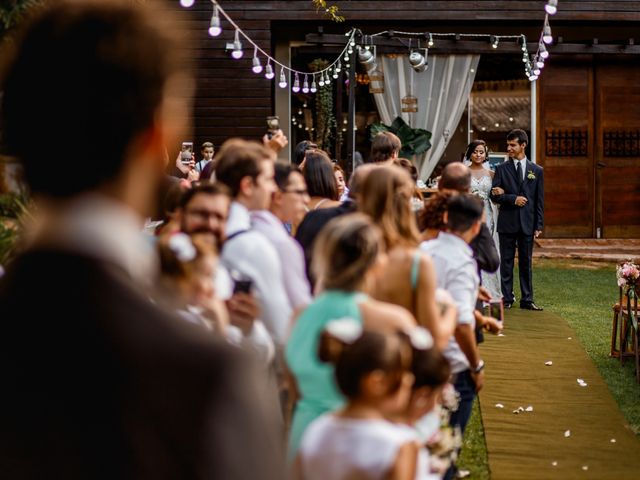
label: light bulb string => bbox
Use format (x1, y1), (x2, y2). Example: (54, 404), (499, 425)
(212, 0), (355, 77)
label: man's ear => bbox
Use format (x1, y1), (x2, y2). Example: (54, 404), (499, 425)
(442, 210), (449, 227)
(238, 176), (253, 198)
(271, 190), (284, 208)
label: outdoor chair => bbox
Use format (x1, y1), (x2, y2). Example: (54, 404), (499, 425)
(610, 290), (640, 358)
(614, 286), (640, 383)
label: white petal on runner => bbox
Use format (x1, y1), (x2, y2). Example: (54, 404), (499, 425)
(495, 403), (504, 408)
(525, 406), (533, 412)
(545, 361), (553, 366)
(564, 430), (571, 437)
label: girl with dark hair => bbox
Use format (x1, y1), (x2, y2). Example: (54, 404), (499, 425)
(464, 140), (502, 300)
(293, 322), (439, 480)
(302, 150), (340, 210)
(285, 214), (416, 460)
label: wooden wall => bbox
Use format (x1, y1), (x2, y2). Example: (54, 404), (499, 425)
(169, 0), (640, 149)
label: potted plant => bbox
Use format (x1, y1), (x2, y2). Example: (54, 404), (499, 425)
(370, 116), (432, 160)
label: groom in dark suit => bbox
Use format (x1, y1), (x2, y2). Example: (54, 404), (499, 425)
(490, 129), (544, 310)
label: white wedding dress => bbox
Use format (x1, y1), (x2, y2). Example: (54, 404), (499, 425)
(471, 173), (502, 300)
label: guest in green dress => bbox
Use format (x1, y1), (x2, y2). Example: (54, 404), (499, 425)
(285, 213), (416, 459)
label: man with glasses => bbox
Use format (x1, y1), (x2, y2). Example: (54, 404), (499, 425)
(252, 162), (311, 311)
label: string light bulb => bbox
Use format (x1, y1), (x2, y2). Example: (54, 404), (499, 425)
(264, 61), (275, 80)
(292, 73), (301, 93)
(543, 23), (553, 44)
(336, 61), (342, 73)
(310, 75), (317, 93)
(490, 35), (499, 49)
(302, 75), (309, 93)
(539, 42), (549, 59)
(427, 33), (434, 48)
(180, 0), (195, 7)
(278, 67), (287, 88)
(536, 57), (545, 68)
(545, 0), (558, 15)
(230, 30), (243, 59)
(251, 48), (262, 74)
(332, 66), (339, 79)
(318, 73), (325, 87)
(325, 71), (331, 85)
(208, 5), (222, 37)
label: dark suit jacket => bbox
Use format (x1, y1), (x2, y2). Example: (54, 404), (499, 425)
(471, 223), (500, 274)
(490, 159), (544, 235)
(0, 249), (282, 480)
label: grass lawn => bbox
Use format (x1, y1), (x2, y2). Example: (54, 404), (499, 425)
(457, 258), (640, 479)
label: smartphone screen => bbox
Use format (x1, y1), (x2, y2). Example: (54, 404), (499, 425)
(233, 279), (253, 294)
(181, 142), (193, 164)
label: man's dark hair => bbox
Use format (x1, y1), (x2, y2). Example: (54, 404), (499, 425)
(293, 140), (317, 166)
(507, 129), (529, 146)
(439, 162), (471, 193)
(214, 139), (273, 198)
(179, 182), (231, 210)
(304, 150), (338, 200)
(0, 0), (184, 197)
(369, 132), (401, 163)
(446, 194), (483, 233)
(274, 162), (301, 191)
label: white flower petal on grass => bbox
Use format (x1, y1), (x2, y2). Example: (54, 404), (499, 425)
(610, 438), (617, 443)
(552, 461), (558, 467)
(564, 430), (571, 437)
(545, 361), (553, 366)
(568, 337), (572, 340)
(495, 403), (504, 409)
(518, 406), (525, 412)
(525, 406), (533, 412)
(512, 409), (520, 414)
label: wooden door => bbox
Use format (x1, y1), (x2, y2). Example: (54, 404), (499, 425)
(538, 57), (595, 238)
(595, 59), (640, 238)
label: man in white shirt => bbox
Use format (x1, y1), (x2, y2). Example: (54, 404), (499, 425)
(420, 194), (484, 480)
(214, 139), (292, 347)
(252, 162), (311, 312)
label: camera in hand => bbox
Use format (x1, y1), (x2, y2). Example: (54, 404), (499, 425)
(485, 300), (504, 324)
(231, 270), (253, 294)
(181, 141), (193, 165)
(266, 116), (280, 140)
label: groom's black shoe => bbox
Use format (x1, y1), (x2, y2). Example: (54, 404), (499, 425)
(504, 303), (513, 309)
(520, 302), (543, 311)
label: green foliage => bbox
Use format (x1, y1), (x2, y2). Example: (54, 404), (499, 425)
(309, 59), (337, 152)
(370, 116), (432, 159)
(458, 400), (490, 480)
(0, 193), (31, 267)
(311, 0), (345, 22)
(0, 0), (45, 40)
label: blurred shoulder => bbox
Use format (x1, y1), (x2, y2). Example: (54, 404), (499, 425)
(361, 299), (416, 331)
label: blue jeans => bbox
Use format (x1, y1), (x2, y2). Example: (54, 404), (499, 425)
(444, 370), (476, 480)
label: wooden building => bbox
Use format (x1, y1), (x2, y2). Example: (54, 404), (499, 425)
(173, 1), (640, 238)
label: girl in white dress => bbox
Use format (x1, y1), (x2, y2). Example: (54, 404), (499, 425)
(465, 140), (502, 301)
(294, 320), (435, 480)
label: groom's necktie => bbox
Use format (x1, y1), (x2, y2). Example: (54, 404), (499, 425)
(516, 161), (523, 185)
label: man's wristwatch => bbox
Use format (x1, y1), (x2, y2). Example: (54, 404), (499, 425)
(473, 360), (485, 374)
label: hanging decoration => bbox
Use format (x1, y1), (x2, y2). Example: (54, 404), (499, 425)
(180, 0), (557, 85)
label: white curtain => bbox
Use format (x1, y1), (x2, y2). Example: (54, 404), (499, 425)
(370, 54), (479, 179)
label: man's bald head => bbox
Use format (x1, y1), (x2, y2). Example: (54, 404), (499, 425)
(439, 162), (471, 193)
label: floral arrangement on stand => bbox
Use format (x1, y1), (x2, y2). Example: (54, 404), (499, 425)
(617, 261), (640, 291)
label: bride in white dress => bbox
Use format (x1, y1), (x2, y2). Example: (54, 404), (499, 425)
(464, 140), (502, 301)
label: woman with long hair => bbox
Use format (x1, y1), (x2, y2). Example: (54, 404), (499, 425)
(358, 165), (457, 350)
(285, 213), (415, 460)
(302, 150), (341, 211)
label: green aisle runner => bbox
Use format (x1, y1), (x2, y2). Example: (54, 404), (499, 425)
(479, 309), (640, 479)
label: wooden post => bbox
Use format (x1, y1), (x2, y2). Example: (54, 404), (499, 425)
(346, 56), (356, 177)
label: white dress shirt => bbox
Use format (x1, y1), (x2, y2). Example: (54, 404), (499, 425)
(513, 157), (527, 182)
(222, 202), (292, 347)
(251, 210), (312, 311)
(420, 232), (479, 374)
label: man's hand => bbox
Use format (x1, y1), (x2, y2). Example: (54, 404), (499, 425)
(471, 370), (485, 393)
(515, 196), (528, 207)
(534, 230), (542, 238)
(226, 292), (260, 335)
(263, 129), (288, 154)
(491, 187), (504, 196)
(481, 315), (503, 335)
(478, 286), (492, 302)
